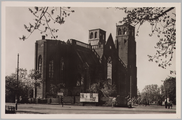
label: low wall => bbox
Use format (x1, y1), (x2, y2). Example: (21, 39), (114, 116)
(47, 96), (79, 104)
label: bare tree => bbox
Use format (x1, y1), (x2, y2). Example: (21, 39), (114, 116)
(19, 7), (74, 40)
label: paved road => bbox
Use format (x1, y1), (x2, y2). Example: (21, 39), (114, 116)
(6, 103), (176, 114)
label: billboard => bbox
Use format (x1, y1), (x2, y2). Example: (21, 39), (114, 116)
(80, 93), (98, 102)
(57, 92), (63, 96)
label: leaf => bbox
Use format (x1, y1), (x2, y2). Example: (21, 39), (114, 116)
(24, 24), (28, 29)
(34, 7), (38, 11)
(51, 9), (54, 15)
(28, 8), (33, 13)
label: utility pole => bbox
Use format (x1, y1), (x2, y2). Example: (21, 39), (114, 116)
(16, 54), (19, 110)
(130, 76), (132, 99)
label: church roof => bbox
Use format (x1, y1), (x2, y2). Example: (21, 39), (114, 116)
(75, 48), (100, 67)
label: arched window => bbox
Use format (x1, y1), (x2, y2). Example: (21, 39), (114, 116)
(60, 58), (64, 81)
(90, 32), (93, 39)
(107, 57), (112, 84)
(49, 60), (54, 78)
(38, 55), (42, 73)
(118, 28), (121, 35)
(95, 32), (97, 38)
(60, 58), (64, 71)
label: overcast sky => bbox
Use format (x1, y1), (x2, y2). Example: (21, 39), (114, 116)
(4, 5), (176, 92)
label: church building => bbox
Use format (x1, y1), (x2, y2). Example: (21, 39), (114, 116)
(34, 23), (137, 105)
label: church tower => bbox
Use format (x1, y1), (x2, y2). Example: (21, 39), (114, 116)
(116, 23), (137, 98)
(88, 29), (106, 57)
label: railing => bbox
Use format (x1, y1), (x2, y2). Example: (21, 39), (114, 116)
(91, 48), (102, 63)
(118, 58), (126, 68)
(118, 58), (127, 71)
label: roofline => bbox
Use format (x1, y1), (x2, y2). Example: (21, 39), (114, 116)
(36, 39), (64, 42)
(89, 28), (106, 32)
(69, 39), (89, 45)
(116, 23), (135, 28)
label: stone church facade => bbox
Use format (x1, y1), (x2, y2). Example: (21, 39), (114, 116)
(35, 23), (137, 104)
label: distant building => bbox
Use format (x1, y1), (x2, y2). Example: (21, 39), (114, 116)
(34, 23), (137, 104)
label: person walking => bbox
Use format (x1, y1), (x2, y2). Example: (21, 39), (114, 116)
(61, 96), (63, 107)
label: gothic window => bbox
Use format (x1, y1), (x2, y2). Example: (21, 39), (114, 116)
(60, 58), (64, 71)
(107, 57), (112, 84)
(95, 32), (97, 38)
(118, 28), (121, 35)
(60, 58), (64, 80)
(49, 60), (54, 78)
(90, 32), (93, 39)
(38, 55), (42, 73)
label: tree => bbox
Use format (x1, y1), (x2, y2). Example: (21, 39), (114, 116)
(28, 69), (42, 98)
(141, 84), (161, 104)
(161, 76), (176, 104)
(87, 79), (117, 106)
(117, 7), (176, 68)
(136, 88), (141, 104)
(6, 70), (34, 102)
(88, 79), (117, 98)
(48, 83), (65, 97)
(28, 69), (42, 87)
(19, 7), (74, 41)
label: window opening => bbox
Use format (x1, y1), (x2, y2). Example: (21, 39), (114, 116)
(90, 32), (93, 39)
(95, 32), (97, 38)
(49, 60), (54, 78)
(118, 28), (121, 35)
(107, 57), (112, 84)
(38, 55), (42, 73)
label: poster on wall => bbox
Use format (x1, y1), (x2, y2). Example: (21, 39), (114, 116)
(80, 93), (98, 102)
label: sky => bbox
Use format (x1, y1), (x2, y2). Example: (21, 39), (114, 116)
(4, 5), (176, 92)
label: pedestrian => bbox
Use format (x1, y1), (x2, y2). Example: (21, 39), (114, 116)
(112, 97), (116, 107)
(165, 101), (167, 109)
(170, 101), (173, 109)
(50, 98), (52, 104)
(61, 96), (63, 107)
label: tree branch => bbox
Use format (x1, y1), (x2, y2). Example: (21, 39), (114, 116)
(148, 7), (175, 21)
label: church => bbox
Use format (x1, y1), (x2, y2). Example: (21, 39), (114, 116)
(34, 23), (137, 104)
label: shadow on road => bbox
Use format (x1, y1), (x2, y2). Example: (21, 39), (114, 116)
(16, 111), (45, 114)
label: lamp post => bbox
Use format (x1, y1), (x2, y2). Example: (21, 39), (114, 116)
(16, 54), (19, 110)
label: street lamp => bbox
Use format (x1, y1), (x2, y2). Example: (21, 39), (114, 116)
(16, 54), (19, 110)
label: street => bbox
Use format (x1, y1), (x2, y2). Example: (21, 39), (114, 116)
(6, 103), (176, 114)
